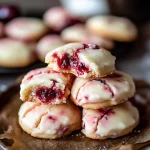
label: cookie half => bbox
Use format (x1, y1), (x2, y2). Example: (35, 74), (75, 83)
(0, 38), (36, 68)
(20, 68), (73, 105)
(86, 16), (138, 42)
(5, 17), (48, 41)
(71, 70), (135, 109)
(82, 101), (139, 140)
(18, 101), (81, 139)
(45, 43), (116, 78)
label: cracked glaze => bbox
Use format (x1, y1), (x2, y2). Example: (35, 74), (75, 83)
(71, 70), (135, 105)
(82, 101), (139, 138)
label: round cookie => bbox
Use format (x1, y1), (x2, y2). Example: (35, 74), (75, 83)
(0, 22), (4, 37)
(36, 35), (64, 62)
(20, 68), (73, 105)
(45, 43), (116, 78)
(5, 17), (48, 41)
(71, 70), (135, 109)
(18, 101), (81, 139)
(61, 24), (114, 50)
(82, 101), (139, 140)
(86, 16), (138, 42)
(43, 7), (80, 32)
(0, 38), (36, 68)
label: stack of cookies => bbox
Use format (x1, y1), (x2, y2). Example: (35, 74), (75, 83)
(19, 43), (139, 140)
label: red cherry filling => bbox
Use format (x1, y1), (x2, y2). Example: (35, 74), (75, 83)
(93, 79), (114, 97)
(48, 116), (57, 123)
(99, 108), (115, 120)
(52, 44), (99, 75)
(35, 81), (64, 104)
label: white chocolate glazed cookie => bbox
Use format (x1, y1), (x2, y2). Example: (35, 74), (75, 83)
(71, 71), (135, 109)
(86, 16), (138, 42)
(20, 68), (73, 105)
(18, 101), (81, 139)
(45, 43), (116, 78)
(36, 35), (64, 62)
(5, 17), (48, 41)
(0, 38), (36, 68)
(82, 101), (139, 139)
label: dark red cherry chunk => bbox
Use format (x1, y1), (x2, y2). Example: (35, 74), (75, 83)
(53, 52), (90, 75)
(35, 81), (63, 104)
(0, 4), (20, 22)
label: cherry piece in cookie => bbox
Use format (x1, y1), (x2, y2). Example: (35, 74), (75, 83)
(20, 68), (73, 105)
(45, 43), (116, 78)
(36, 35), (64, 62)
(71, 70), (135, 109)
(82, 101), (139, 140)
(18, 101), (81, 139)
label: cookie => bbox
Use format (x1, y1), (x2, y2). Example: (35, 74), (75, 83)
(86, 16), (138, 42)
(0, 38), (36, 68)
(0, 22), (4, 37)
(20, 68), (73, 105)
(71, 70), (135, 109)
(43, 7), (80, 32)
(5, 17), (48, 41)
(36, 35), (64, 62)
(18, 101), (81, 139)
(45, 43), (116, 78)
(61, 24), (114, 50)
(82, 101), (139, 140)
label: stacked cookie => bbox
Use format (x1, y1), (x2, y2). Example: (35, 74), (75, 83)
(19, 43), (139, 140)
(19, 68), (81, 139)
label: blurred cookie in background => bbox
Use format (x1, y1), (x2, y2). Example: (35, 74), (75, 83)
(43, 7), (82, 33)
(86, 15), (137, 42)
(0, 22), (4, 37)
(5, 17), (48, 42)
(0, 38), (36, 68)
(36, 35), (64, 62)
(86, 15), (138, 57)
(61, 24), (114, 50)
